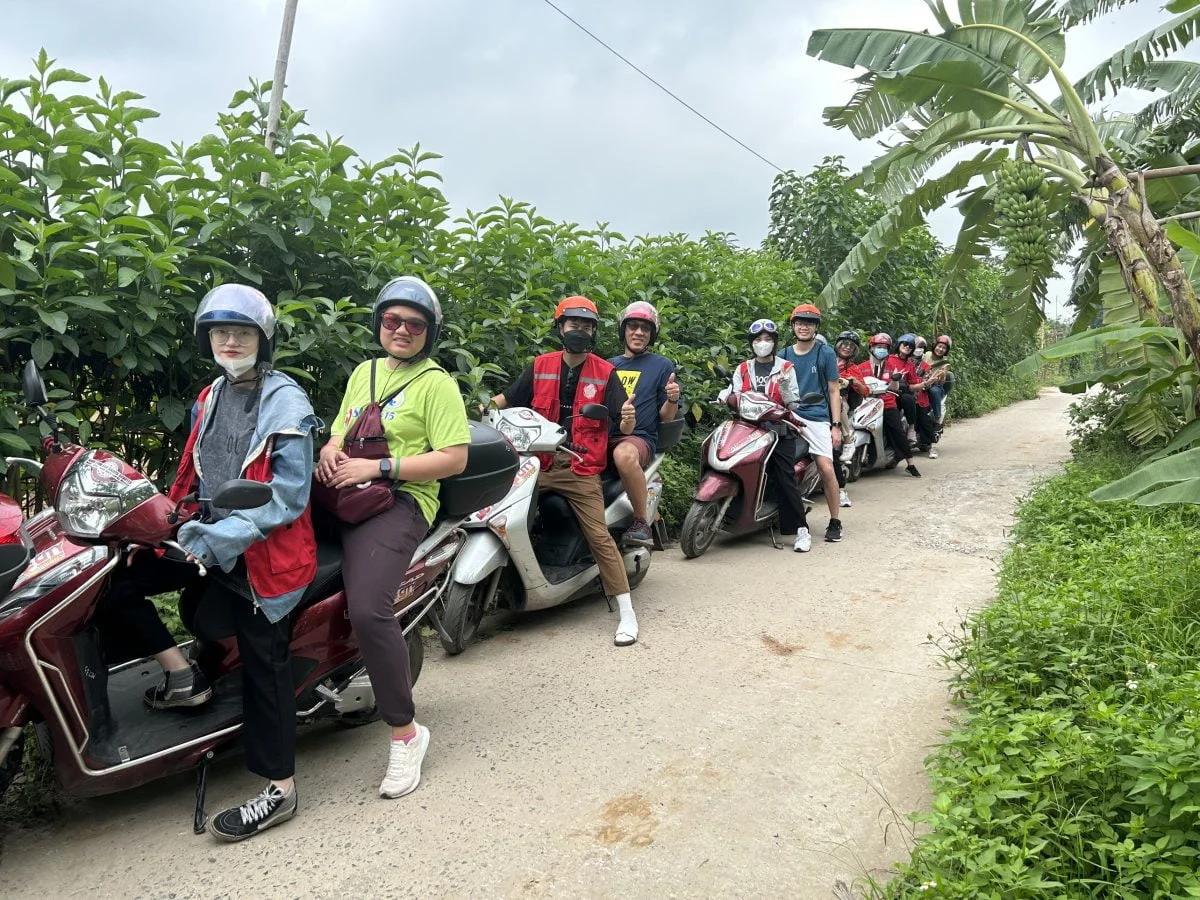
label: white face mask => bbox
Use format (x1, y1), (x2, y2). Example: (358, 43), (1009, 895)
(215, 351), (258, 380)
(752, 339), (775, 359)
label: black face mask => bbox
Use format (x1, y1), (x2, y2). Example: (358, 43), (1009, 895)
(561, 329), (593, 354)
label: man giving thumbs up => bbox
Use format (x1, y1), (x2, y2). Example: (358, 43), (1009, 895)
(610, 301), (682, 548)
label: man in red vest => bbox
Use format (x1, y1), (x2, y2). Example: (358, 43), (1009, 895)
(491, 296), (640, 646)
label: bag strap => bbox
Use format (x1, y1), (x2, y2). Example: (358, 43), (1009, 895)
(375, 362), (445, 408)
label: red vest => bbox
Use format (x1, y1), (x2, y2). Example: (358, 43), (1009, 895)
(869, 356), (917, 410)
(168, 384), (317, 600)
(530, 351), (612, 477)
(734, 358), (793, 406)
(837, 358), (871, 397)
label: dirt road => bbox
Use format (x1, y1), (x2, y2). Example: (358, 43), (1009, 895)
(1, 390), (1073, 898)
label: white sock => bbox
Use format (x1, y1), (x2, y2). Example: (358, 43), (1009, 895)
(614, 592), (638, 642)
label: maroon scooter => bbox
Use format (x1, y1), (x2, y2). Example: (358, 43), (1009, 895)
(0, 363), (516, 831)
(678, 388), (822, 559)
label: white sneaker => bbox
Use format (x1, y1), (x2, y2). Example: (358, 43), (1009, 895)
(793, 528), (812, 553)
(929, 446), (939, 459)
(839, 489), (852, 508)
(379, 724), (430, 798)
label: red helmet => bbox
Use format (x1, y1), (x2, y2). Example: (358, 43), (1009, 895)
(790, 303), (822, 324)
(619, 300), (660, 345)
(553, 295), (599, 323)
(935, 334), (953, 351)
(868, 332), (892, 348)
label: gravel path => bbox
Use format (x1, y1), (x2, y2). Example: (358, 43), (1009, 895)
(1, 389), (1074, 899)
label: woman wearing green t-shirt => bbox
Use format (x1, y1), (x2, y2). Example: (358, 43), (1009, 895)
(315, 276), (470, 800)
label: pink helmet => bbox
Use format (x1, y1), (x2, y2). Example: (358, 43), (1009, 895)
(619, 300), (660, 345)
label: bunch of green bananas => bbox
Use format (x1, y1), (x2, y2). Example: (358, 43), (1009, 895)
(994, 160), (1053, 268)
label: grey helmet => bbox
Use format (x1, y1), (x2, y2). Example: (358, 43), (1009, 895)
(194, 283), (276, 364)
(372, 276), (443, 357)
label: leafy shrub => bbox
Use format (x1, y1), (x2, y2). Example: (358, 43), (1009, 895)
(878, 444), (1200, 898)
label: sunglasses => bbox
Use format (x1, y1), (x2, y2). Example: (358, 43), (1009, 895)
(749, 321), (778, 335)
(381, 312), (428, 335)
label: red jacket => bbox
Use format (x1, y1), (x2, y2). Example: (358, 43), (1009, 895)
(867, 355), (920, 410)
(168, 384), (317, 600)
(837, 358), (871, 397)
(914, 360), (932, 408)
(531, 351), (613, 477)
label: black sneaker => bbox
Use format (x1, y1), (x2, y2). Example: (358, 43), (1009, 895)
(906, 464), (922, 478)
(825, 519), (843, 543)
(145, 663), (213, 709)
(208, 783), (298, 842)
(621, 518), (654, 548)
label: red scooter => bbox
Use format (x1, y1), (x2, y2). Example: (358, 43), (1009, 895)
(679, 387), (822, 559)
(0, 363), (517, 831)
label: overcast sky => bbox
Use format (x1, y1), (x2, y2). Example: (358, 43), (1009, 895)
(1, 1), (1189, 316)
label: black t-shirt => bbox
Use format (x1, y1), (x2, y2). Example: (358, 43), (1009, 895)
(505, 357), (628, 425)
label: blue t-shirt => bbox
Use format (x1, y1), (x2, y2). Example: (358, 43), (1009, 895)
(778, 343), (838, 422)
(609, 351), (678, 454)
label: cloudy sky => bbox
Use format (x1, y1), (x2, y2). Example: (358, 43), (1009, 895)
(1, 0), (1188, 314)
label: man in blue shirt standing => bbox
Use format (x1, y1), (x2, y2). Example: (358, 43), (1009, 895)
(609, 301), (681, 547)
(778, 303), (845, 543)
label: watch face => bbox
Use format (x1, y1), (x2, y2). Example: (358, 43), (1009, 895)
(379, 459), (391, 474)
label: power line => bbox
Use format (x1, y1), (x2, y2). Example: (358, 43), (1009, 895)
(536, 0), (787, 174)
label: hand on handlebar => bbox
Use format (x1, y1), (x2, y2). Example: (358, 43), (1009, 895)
(161, 541), (207, 577)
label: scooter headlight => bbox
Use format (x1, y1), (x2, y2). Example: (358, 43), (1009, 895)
(56, 451), (158, 540)
(737, 394), (777, 422)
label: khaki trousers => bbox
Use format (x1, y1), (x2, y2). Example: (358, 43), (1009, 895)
(538, 464), (631, 596)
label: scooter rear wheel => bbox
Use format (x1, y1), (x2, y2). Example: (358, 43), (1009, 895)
(680, 500), (721, 559)
(0, 728), (25, 803)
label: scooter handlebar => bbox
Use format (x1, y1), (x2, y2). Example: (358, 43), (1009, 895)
(161, 541), (207, 577)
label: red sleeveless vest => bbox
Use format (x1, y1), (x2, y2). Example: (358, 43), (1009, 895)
(530, 351), (612, 477)
(168, 384), (317, 600)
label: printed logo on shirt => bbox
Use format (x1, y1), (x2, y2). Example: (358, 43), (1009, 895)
(342, 392), (407, 428)
(616, 370), (642, 396)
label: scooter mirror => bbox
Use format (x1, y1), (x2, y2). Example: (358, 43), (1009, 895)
(714, 364), (730, 380)
(22, 361), (48, 406)
(210, 479), (273, 510)
(579, 403), (609, 421)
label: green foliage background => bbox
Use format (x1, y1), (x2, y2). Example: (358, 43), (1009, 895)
(2, 57), (1034, 516)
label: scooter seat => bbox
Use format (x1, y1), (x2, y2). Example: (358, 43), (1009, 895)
(302, 536), (344, 607)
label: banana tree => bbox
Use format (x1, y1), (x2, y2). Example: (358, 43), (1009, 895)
(806, 0), (1200, 377)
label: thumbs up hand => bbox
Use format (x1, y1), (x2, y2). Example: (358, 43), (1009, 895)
(620, 393), (637, 432)
(665, 372), (681, 403)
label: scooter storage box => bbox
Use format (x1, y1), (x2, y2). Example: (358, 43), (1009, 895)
(438, 422), (520, 518)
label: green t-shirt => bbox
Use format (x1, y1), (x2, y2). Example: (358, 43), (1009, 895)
(331, 357), (470, 524)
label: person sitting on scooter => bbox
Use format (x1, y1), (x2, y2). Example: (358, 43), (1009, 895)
(895, 334), (937, 453)
(832, 330), (870, 509)
(490, 295), (641, 646)
(778, 304), (845, 544)
(315, 276), (470, 801)
(911, 337), (940, 459)
(866, 332), (921, 477)
(727, 319), (813, 552)
(609, 300), (681, 548)
(99, 283), (322, 841)
(927, 334), (956, 434)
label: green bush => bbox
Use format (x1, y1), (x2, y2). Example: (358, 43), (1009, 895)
(879, 443), (1200, 898)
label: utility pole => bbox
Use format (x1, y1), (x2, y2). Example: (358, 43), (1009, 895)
(261, 0), (299, 186)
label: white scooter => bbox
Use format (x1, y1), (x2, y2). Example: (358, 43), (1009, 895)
(437, 404), (684, 654)
(842, 376), (910, 480)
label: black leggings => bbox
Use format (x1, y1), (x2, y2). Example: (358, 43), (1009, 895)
(100, 553), (296, 780)
(769, 436), (809, 535)
(882, 407), (912, 463)
(900, 393), (936, 446)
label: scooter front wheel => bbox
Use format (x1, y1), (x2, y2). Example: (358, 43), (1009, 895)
(680, 500), (722, 559)
(0, 727), (25, 804)
(439, 580), (487, 655)
(847, 445), (863, 482)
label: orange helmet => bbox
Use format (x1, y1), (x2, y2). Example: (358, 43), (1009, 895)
(790, 303), (822, 324)
(553, 295), (599, 323)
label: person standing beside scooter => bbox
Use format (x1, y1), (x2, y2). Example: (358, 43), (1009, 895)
(490, 296), (641, 646)
(608, 301), (681, 548)
(728, 319), (813, 552)
(315, 276), (470, 801)
(777, 304), (845, 543)
(867, 333), (921, 477)
(99, 284), (322, 841)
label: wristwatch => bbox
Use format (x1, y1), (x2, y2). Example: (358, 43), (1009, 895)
(378, 458), (393, 478)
